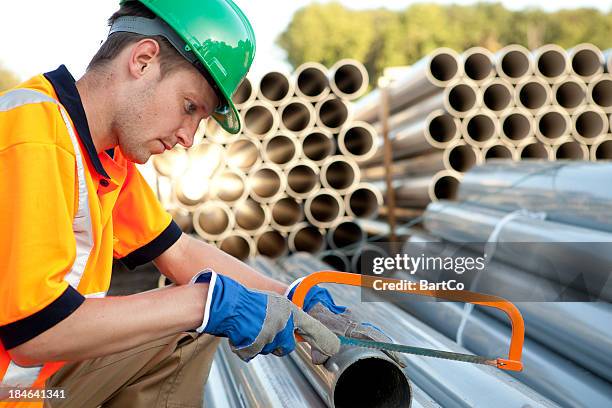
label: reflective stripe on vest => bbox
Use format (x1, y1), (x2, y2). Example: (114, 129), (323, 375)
(0, 89), (95, 387)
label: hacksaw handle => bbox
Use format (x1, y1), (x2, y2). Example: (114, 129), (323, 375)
(291, 271), (524, 371)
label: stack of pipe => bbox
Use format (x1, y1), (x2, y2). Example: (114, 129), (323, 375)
(356, 44), (612, 216)
(397, 161), (612, 406)
(151, 60), (382, 262)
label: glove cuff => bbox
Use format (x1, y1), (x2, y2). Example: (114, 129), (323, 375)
(284, 277), (305, 298)
(190, 269), (219, 334)
(286, 277), (346, 315)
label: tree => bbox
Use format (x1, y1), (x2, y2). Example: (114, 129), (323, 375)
(278, 2), (612, 85)
(277, 3), (375, 69)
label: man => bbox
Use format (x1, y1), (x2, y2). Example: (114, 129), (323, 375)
(0, 1), (397, 407)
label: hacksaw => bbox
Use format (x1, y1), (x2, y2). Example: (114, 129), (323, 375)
(292, 271), (524, 372)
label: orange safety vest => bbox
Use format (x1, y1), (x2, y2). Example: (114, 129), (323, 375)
(0, 66), (181, 407)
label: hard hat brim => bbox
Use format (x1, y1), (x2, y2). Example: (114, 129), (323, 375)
(211, 97), (241, 135)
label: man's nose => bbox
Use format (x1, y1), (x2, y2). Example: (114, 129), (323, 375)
(176, 121), (198, 148)
(175, 129), (194, 148)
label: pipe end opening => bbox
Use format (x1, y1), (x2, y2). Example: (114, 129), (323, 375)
(334, 357), (411, 408)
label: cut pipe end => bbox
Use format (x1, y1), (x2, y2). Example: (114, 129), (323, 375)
(592, 139), (612, 160)
(263, 133), (300, 167)
(243, 101), (279, 139)
(570, 43), (604, 80)
(427, 48), (462, 85)
(553, 78), (587, 111)
(219, 232), (254, 261)
(280, 98), (315, 135)
(430, 171), (461, 201)
(295, 62), (330, 101)
(501, 110), (534, 145)
(255, 230), (288, 259)
(444, 142), (479, 173)
(534, 44), (569, 81)
(258, 71), (293, 105)
(445, 80), (479, 116)
(463, 47), (495, 83)
(345, 184), (383, 219)
(519, 142), (552, 160)
(333, 355), (411, 408)
(316, 97), (350, 131)
(232, 77), (255, 108)
(288, 223), (325, 253)
(301, 129), (335, 163)
(496, 45), (533, 82)
(330, 59), (369, 100)
(338, 122), (377, 161)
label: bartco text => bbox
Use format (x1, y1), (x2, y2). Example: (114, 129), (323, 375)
(372, 279), (465, 291)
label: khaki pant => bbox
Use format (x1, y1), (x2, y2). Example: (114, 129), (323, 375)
(44, 332), (220, 408)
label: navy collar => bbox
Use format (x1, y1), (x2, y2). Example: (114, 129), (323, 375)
(44, 65), (110, 179)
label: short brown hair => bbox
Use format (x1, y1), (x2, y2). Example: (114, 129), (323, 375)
(87, 2), (190, 77)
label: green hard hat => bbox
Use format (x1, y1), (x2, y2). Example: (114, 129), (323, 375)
(114, 0), (256, 134)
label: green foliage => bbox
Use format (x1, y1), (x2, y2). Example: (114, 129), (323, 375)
(0, 63), (20, 92)
(278, 2), (612, 83)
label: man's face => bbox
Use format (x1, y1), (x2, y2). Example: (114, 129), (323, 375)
(114, 59), (220, 164)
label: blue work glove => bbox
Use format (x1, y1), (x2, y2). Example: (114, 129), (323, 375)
(191, 270), (340, 363)
(286, 278), (405, 367)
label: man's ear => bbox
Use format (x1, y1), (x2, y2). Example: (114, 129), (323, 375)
(128, 38), (161, 78)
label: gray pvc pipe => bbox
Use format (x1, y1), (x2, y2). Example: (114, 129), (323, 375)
(552, 137), (589, 160)
(423, 200), (612, 301)
(480, 77), (514, 115)
(263, 133), (301, 168)
(499, 108), (535, 146)
(484, 302), (612, 383)
(213, 340), (327, 407)
(320, 155), (360, 195)
(372, 170), (461, 209)
(361, 152), (446, 181)
(388, 288), (612, 408)
(404, 237), (612, 381)
(458, 161), (612, 233)
(288, 222), (325, 253)
(354, 48), (461, 123)
(270, 195), (303, 232)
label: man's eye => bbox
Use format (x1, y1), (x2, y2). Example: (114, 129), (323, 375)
(185, 101), (197, 114)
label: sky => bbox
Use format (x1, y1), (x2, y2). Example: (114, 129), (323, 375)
(0, 0), (610, 81)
